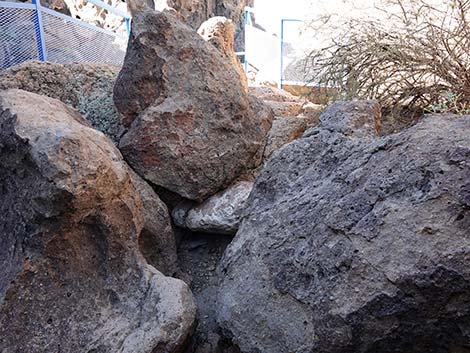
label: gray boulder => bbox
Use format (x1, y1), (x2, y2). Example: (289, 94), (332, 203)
(0, 89), (195, 353)
(217, 101), (470, 353)
(172, 181), (253, 235)
(114, 10), (272, 202)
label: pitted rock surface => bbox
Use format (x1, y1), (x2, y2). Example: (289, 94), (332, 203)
(115, 10), (272, 201)
(218, 102), (470, 353)
(0, 89), (195, 353)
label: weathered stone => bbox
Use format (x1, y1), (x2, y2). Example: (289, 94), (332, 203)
(263, 116), (312, 160)
(64, 0), (128, 36)
(307, 99), (382, 138)
(218, 102), (470, 353)
(130, 170), (180, 277)
(249, 86), (302, 103)
(263, 100), (304, 117)
(316, 101), (382, 138)
(115, 10), (272, 201)
(165, 0), (253, 50)
(249, 85), (324, 118)
(173, 181), (253, 235)
(168, 0), (250, 29)
(198, 16), (247, 91)
(0, 89), (196, 353)
(172, 111), (319, 236)
(0, 61), (122, 142)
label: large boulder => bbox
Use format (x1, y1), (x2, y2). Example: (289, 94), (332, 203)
(0, 61), (122, 142)
(114, 10), (272, 202)
(249, 86), (302, 103)
(167, 0), (251, 30)
(217, 101), (470, 353)
(170, 96), (322, 236)
(0, 89), (195, 353)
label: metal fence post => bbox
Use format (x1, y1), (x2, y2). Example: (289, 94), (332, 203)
(125, 17), (131, 37)
(31, 0), (47, 61)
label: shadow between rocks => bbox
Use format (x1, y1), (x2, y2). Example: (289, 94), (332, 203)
(177, 228), (240, 353)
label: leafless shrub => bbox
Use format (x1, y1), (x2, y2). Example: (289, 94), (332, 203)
(305, 0), (470, 116)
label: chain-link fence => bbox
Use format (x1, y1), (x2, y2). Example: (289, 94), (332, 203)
(0, 4), (40, 69)
(0, 0), (128, 70)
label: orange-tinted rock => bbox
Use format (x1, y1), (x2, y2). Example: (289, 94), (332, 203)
(114, 10), (272, 201)
(0, 89), (195, 353)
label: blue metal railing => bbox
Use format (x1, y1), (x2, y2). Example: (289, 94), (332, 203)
(0, 0), (131, 69)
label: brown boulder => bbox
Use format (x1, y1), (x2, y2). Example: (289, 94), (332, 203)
(0, 89), (195, 353)
(114, 10), (272, 201)
(130, 170), (180, 277)
(249, 86), (302, 103)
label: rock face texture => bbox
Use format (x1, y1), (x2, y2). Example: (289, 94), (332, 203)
(165, 0), (253, 50)
(218, 101), (470, 353)
(249, 86), (302, 103)
(114, 10), (272, 201)
(0, 61), (122, 142)
(198, 16), (247, 91)
(167, 0), (251, 30)
(130, 170), (180, 277)
(170, 89), (322, 235)
(263, 115), (318, 161)
(173, 181), (253, 235)
(249, 85), (323, 119)
(313, 99), (381, 138)
(0, 90), (195, 353)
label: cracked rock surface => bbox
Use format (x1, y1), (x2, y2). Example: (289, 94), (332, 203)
(0, 89), (195, 353)
(217, 101), (470, 353)
(114, 10), (272, 202)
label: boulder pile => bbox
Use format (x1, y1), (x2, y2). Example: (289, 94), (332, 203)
(1, 6), (469, 353)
